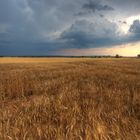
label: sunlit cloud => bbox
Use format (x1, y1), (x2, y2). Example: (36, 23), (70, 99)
(54, 42), (140, 57)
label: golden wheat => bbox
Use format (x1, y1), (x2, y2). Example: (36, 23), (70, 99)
(0, 58), (140, 140)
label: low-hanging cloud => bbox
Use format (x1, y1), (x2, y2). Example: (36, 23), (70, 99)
(59, 19), (140, 49)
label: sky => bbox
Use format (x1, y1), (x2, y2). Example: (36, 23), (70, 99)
(0, 0), (140, 56)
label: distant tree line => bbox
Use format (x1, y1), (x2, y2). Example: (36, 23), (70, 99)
(0, 54), (140, 58)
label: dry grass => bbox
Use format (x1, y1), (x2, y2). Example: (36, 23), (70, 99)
(0, 57), (93, 64)
(0, 58), (140, 140)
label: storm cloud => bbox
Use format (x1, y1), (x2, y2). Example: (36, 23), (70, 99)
(60, 19), (119, 48)
(0, 0), (140, 56)
(129, 20), (140, 34)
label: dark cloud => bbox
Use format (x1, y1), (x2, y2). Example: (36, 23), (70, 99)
(118, 20), (127, 24)
(123, 21), (127, 24)
(106, 0), (140, 17)
(59, 19), (140, 49)
(129, 20), (140, 34)
(0, 0), (140, 56)
(59, 19), (120, 48)
(0, 41), (62, 56)
(100, 14), (104, 18)
(82, 0), (114, 12)
(127, 20), (140, 43)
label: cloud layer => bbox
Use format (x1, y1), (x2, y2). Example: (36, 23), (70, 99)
(0, 0), (140, 56)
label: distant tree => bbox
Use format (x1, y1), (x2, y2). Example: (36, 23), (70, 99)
(138, 54), (140, 58)
(115, 54), (120, 58)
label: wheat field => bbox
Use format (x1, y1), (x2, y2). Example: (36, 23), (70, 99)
(0, 58), (140, 140)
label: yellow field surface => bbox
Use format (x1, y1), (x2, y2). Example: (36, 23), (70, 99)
(0, 57), (94, 63)
(0, 58), (140, 140)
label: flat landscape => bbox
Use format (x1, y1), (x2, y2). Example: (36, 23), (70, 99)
(0, 58), (140, 140)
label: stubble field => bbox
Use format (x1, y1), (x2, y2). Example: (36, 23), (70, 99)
(0, 58), (140, 140)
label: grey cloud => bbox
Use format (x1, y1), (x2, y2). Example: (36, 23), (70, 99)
(59, 19), (120, 48)
(128, 20), (140, 43)
(0, 0), (83, 41)
(100, 14), (104, 18)
(82, 0), (114, 12)
(106, 0), (140, 18)
(26, 0), (83, 33)
(0, 24), (9, 34)
(0, 0), (140, 56)
(0, 0), (41, 42)
(0, 41), (62, 56)
(129, 20), (140, 34)
(59, 19), (140, 49)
